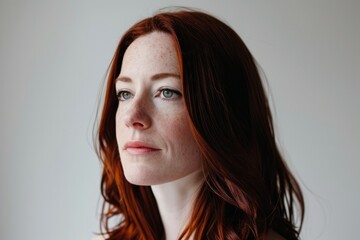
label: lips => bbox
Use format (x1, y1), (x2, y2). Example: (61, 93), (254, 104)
(123, 141), (161, 155)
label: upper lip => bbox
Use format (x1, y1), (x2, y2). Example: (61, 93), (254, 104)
(123, 141), (160, 150)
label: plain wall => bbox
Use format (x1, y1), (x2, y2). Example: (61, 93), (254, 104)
(1, 0), (359, 239)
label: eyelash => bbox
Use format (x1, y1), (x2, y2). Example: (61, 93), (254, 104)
(116, 88), (182, 101)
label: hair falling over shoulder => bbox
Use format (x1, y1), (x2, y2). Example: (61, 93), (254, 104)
(94, 8), (304, 240)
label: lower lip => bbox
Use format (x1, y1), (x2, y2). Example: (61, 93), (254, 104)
(125, 147), (160, 155)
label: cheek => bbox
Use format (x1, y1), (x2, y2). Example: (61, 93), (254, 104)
(161, 112), (191, 139)
(115, 107), (126, 143)
(160, 112), (200, 157)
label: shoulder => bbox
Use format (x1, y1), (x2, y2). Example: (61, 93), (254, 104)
(92, 235), (107, 240)
(266, 229), (286, 240)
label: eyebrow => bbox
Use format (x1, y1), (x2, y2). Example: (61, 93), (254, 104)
(115, 73), (180, 83)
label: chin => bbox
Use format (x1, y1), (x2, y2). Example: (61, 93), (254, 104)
(123, 170), (164, 186)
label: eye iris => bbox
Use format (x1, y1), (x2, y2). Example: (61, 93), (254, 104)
(122, 92), (131, 99)
(163, 90), (173, 98)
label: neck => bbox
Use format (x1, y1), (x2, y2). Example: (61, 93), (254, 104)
(151, 171), (204, 240)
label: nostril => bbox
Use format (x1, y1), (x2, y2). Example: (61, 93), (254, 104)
(132, 122), (144, 128)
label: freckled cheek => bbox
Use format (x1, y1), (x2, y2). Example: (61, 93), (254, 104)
(158, 111), (195, 144)
(115, 107), (126, 140)
(159, 111), (202, 171)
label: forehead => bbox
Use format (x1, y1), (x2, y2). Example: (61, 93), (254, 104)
(120, 31), (179, 75)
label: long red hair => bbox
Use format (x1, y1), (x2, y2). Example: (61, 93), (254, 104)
(95, 9), (304, 240)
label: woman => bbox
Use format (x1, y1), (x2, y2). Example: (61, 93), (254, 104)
(95, 9), (304, 240)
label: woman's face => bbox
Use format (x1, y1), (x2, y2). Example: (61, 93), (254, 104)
(115, 32), (202, 186)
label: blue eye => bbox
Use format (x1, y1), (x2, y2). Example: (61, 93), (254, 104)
(160, 89), (182, 99)
(117, 91), (133, 101)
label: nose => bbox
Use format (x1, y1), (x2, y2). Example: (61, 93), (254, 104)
(122, 97), (152, 130)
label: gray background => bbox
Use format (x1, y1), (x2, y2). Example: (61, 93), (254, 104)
(1, 0), (359, 239)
